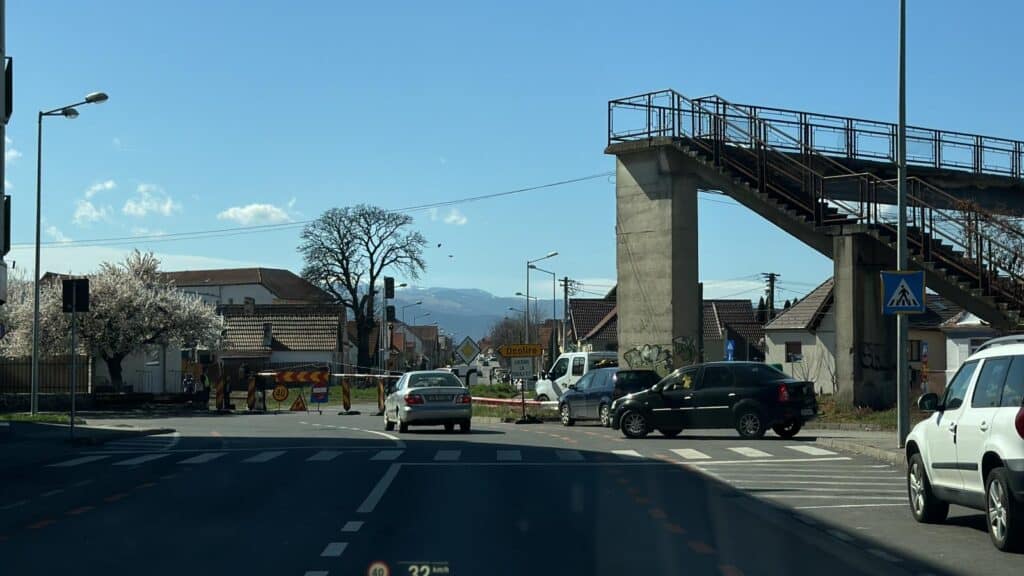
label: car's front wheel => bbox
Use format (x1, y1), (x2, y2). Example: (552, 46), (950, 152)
(620, 410), (649, 439)
(536, 394), (549, 402)
(771, 419), (802, 439)
(384, 411), (395, 431)
(908, 453), (948, 524)
(599, 404), (611, 427)
(986, 467), (1023, 551)
(560, 404), (575, 426)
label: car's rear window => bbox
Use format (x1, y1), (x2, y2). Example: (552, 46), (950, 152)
(408, 373), (464, 388)
(615, 370), (660, 393)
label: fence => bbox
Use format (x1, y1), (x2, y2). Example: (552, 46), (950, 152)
(0, 356), (90, 394)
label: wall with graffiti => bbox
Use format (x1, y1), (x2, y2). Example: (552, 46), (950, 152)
(622, 336), (699, 376)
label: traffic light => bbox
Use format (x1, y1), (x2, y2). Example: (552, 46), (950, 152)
(384, 276), (395, 299)
(2, 195), (9, 257)
(386, 305), (395, 322)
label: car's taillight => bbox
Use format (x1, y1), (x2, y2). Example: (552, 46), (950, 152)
(777, 384), (790, 402)
(457, 394), (472, 404)
(405, 394), (424, 405)
(1015, 406), (1024, 440)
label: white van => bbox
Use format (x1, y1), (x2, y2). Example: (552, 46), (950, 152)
(534, 351), (617, 401)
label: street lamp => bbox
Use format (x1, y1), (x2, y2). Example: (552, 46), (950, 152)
(413, 311), (431, 325)
(529, 264), (558, 361)
(402, 300), (422, 324)
(31, 91), (109, 414)
(515, 291), (539, 325)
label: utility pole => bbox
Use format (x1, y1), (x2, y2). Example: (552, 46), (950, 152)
(0, 0), (8, 308)
(761, 272), (779, 320)
(896, 0), (910, 448)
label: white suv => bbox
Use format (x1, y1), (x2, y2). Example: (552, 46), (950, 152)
(906, 335), (1024, 551)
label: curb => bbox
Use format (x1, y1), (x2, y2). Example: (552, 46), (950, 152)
(68, 426), (176, 446)
(814, 437), (905, 470)
(805, 422), (886, 432)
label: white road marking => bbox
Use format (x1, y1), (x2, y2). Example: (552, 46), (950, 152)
(496, 450), (521, 461)
(178, 452), (226, 465)
(795, 503), (907, 510)
(320, 542), (348, 557)
(764, 494), (905, 500)
(71, 479), (94, 488)
(555, 450), (584, 461)
(113, 453), (171, 466)
(671, 448), (711, 460)
(869, 549), (900, 563)
(697, 456), (851, 466)
(357, 463), (401, 514)
(370, 450), (403, 461)
(716, 473), (901, 481)
(40, 489), (64, 497)
(731, 485), (904, 493)
(48, 455), (109, 468)
(786, 445), (837, 456)
(242, 450), (286, 463)
(307, 450), (342, 462)
(0, 499), (28, 510)
(728, 447), (772, 458)
(341, 521), (363, 533)
(434, 450), (461, 461)
(311, 423), (323, 427)
(728, 479), (903, 487)
(612, 449), (643, 459)
(337, 425), (406, 448)
(304, 572), (328, 576)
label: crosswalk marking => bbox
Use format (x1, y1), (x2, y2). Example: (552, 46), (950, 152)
(785, 445), (837, 457)
(307, 450), (342, 462)
(370, 450), (403, 461)
(320, 542), (348, 557)
(612, 450), (643, 459)
(728, 447), (772, 458)
(341, 521), (363, 533)
(496, 450), (521, 461)
(243, 450), (285, 463)
(178, 452), (226, 465)
(555, 450), (584, 461)
(434, 450), (460, 461)
(671, 448), (711, 460)
(48, 455), (110, 468)
(114, 454), (170, 466)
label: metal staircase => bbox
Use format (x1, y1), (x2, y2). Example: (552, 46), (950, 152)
(608, 90), (1024, 329)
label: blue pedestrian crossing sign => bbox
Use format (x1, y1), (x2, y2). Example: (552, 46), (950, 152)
(881, 271), (926, 315)
(725, 339), (735, 361)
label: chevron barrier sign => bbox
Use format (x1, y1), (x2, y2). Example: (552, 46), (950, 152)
(274, 370), (329, 385)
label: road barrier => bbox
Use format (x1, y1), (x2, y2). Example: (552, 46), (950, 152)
(472, 396), (558, 410)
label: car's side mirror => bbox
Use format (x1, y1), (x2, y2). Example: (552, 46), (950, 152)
(917, 392), (941, 412)
(568, 384), (577, 390)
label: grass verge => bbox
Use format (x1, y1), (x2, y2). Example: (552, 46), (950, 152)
(814, 396), (927, 430)
(0, 412), (77, 424)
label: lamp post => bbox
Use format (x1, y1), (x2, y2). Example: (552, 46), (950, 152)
(413, 311), (431, 325)
(529, 264), (557, 363)
(402, 301), (422, 324)
(507, 307), (525, 341)
(32, 91), (109, 414)
(521, 251), (557, 424)
(515, 292), (539, 329)
(896, 0), (910, 448)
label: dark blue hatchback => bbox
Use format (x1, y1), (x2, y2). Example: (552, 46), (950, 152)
(558, 367), (660, 427)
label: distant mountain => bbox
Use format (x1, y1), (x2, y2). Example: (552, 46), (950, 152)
(391, 287), (566, 340)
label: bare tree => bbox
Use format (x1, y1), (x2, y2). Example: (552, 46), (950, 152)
(299, 205), (427, 372)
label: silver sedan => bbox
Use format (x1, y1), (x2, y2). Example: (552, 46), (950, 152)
(384, 371), (473, 433)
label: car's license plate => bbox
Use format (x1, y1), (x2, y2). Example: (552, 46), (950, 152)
(800, 408), (815, 416)
(428, 395), (453, 401)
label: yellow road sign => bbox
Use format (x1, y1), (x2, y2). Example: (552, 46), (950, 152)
(272, 384), (289, 402)
(498, 344), (543, 358)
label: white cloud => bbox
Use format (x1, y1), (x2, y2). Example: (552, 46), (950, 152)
(131, 226), (164, 236)
(85, 179), (116, 199)
(5, 135), (21, 163)
(4, 179), (10, 190)
(428, 208), (439, 221)
(45, 225), (71, 243)
(216, 203), (291, 225)
(73, 200), (110, 225)
(123, 183), (181, 217)
(8, 243), (260, 277)
(287, 197), (297, 210)
(443, 208), (468, 226)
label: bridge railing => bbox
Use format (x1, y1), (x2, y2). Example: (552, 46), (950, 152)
(610, 90), (1024, 179)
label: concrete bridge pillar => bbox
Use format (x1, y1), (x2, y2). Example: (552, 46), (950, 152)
(833, 233), (897, 408)
(613, 148), (701, 374)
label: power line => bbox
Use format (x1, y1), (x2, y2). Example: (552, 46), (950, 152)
(14, 171), (615, 249)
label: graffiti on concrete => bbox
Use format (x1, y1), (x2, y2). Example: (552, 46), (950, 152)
(623, 336), (700, 376)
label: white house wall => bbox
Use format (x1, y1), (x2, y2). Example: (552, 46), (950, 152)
(175, 284), (277, 306)
(766, 310), (838, 396)
(92, 345), (184, 394)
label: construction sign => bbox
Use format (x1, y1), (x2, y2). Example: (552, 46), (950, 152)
(311, 381), (328, 404)
(275, 370), (328, 384)
(272, 384), (288, 403)
(341, 378), (352, 412)
(289, 394), (308, 412)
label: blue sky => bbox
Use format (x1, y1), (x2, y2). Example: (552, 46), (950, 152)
(4, 0), (1022, 301)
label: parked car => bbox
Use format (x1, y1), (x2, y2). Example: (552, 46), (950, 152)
(609, 362), (817, 439)
(559, 368), (661, 427)
(534, 351), (617, 401)
(905, 335), (1024, 551)
(383, 370), (472, 433)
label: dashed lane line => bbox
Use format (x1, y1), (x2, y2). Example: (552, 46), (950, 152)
(496, 450), (522, 461)
(785, 445), (838, 457)
(242, 450), (286, 463)
(341, 521), (363, 533)
(320, 542), (348, 557)
(306, 450), (342, 462)
(370, 449), (403, 461)
(48, 455), (110, 468)
(178, 452), (226, 465)
(113, 454), (171, 466)
(357, 463), (401, 514)
(727, 447), (772, 458)
(671, 448), (711, 460)
(612, 449), (643, 459)
(434, 450), (461, 461)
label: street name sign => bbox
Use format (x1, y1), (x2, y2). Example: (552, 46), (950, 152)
(498, 344), (543, 358)
(881, 271), (926, 314)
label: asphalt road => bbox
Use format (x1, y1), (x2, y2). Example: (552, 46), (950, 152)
(1, 406), (1020, 576)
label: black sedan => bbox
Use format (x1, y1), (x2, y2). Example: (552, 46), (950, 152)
(609, 362), (817, 439)
(558, 368), (661, 427)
